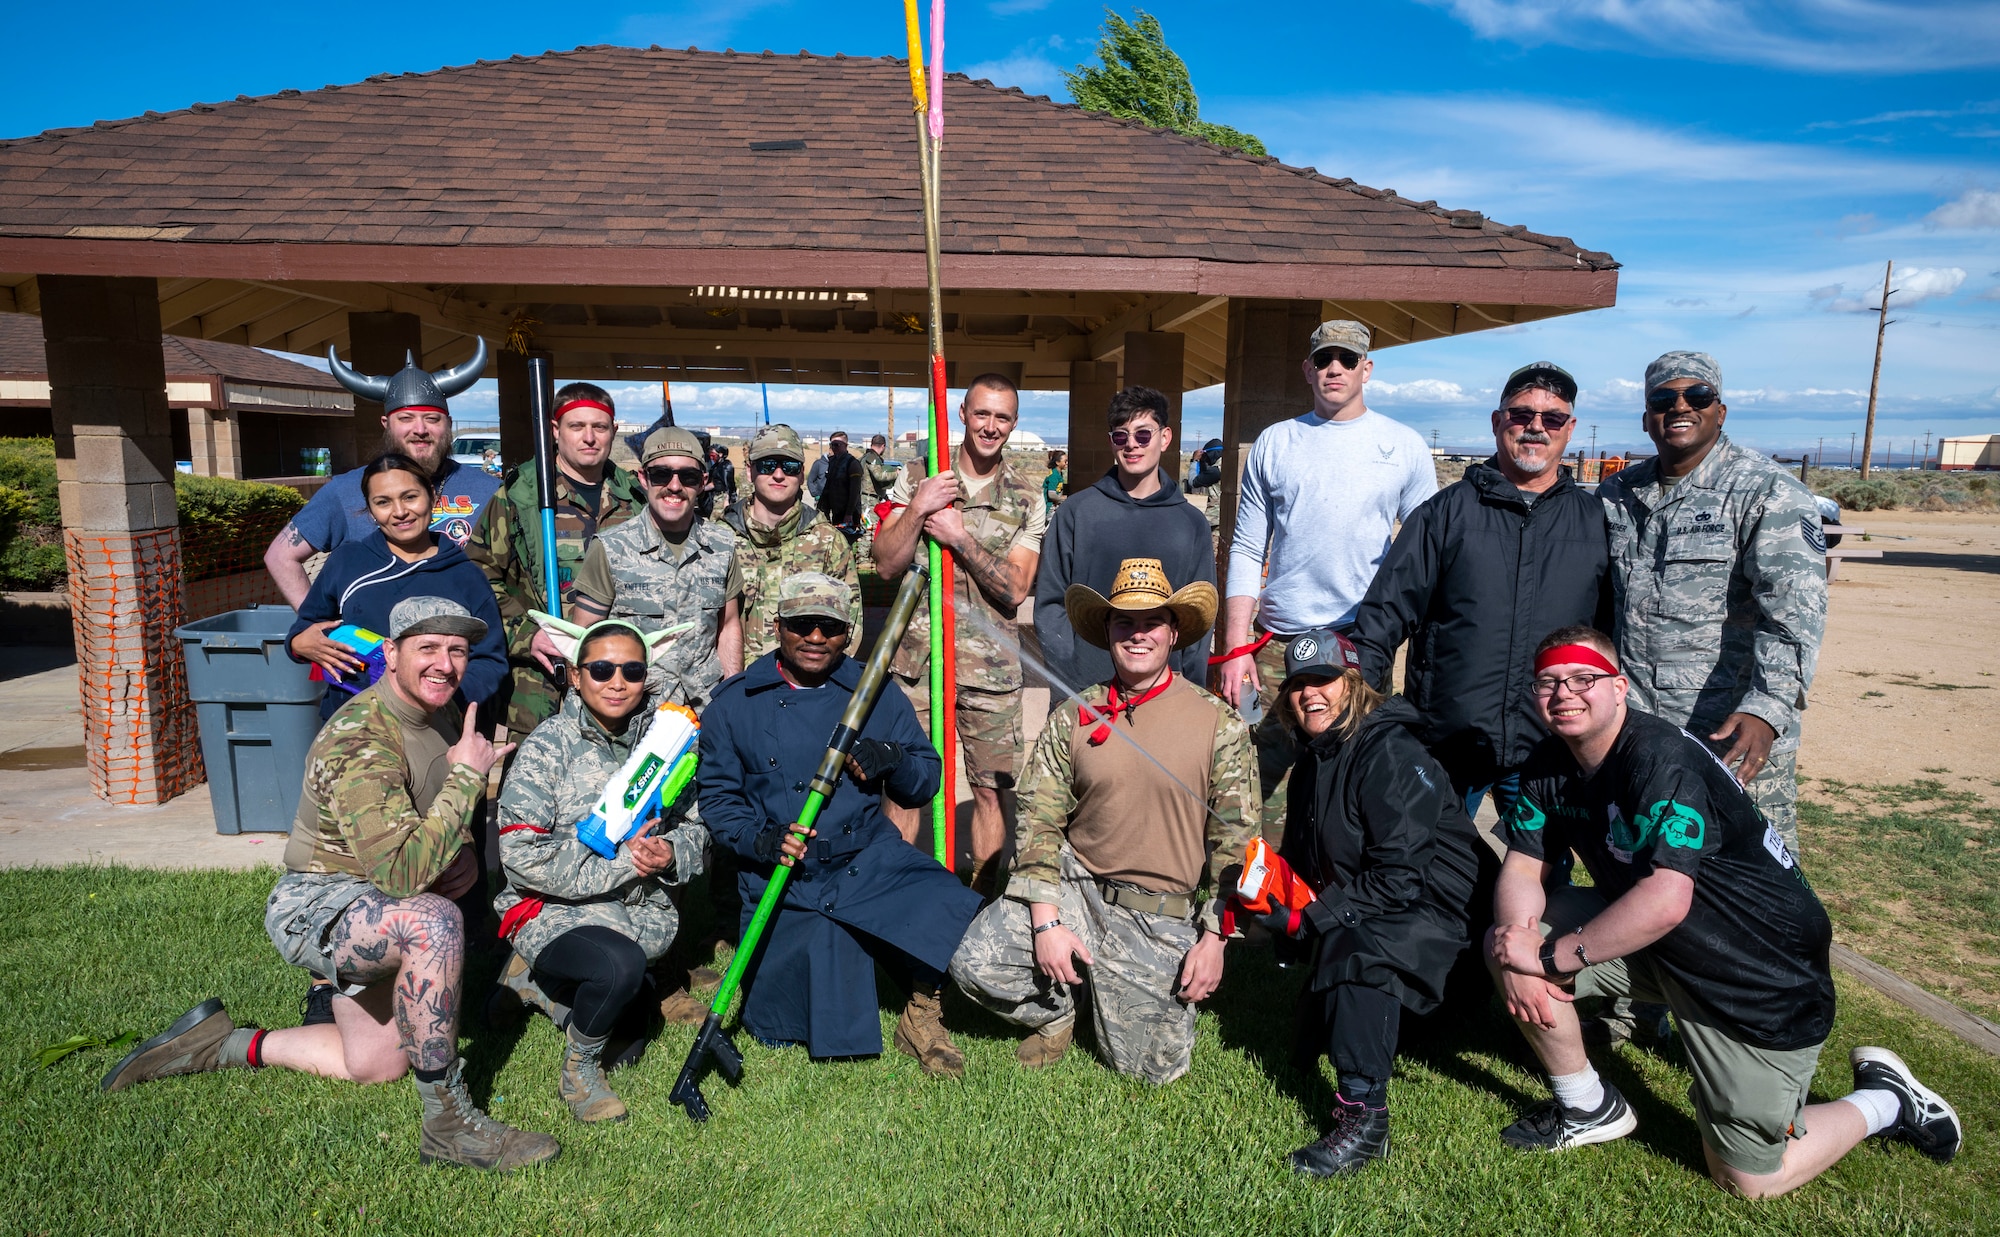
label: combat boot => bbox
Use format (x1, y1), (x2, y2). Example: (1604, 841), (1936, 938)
(1290, 1096), (1391, 1177)
(487, 950), (570, 1029)
(658, 965), (722, 1026)
(893, 989), (965, 1079)
(558, 1027), (628, 1123)
(1016, 1019), (1074, 1069)
(416, 1058), (561, 1171)
(101, 999), (258, 1092)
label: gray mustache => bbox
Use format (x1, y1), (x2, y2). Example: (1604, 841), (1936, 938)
(1518, 432), (1551, 445)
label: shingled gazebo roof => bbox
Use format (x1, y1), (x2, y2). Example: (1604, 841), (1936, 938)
(0, 46), (1617, 388)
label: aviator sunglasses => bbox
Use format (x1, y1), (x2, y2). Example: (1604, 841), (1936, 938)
(1645, 383), (1722, 414)
(780, 615), (850, 639)
(644, 465), (706, 489)
(1109, 426), (1157, 448)
(1498, 406), (1574, 430)
(753, 457), (805, 477)
(1311, 346), (1364, 371)
(580, 659), (647, 684)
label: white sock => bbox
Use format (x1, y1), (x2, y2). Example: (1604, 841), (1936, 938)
(1844, 1087), (1901, 1137)
(1550, 1067), (1605, 1113)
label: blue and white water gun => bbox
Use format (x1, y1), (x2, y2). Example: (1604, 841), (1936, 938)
(574, 699), (701, 860)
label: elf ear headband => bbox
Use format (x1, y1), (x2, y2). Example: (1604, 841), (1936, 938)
(1533, 643), (1620, 676)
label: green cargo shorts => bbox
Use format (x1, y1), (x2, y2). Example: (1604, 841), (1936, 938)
(1543, 887), (1825, 1175)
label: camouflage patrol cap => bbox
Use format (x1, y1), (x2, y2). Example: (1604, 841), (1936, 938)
(1308, 320), (1371, 356)
(640, 425), (705, 464)
(747, 423), (806, 463)
(387, 595), (488, 642)
(1645, 351), (1722, 395)
(776, 572), (852, 623)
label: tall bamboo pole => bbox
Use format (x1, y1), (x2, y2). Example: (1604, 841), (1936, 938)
(1860, 258), (1893, 480)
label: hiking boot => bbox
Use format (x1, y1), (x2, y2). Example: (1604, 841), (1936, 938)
(101, 999), (241, 1093)
(1501, 1083), (1638, 1151)
(1289, 1096), (1391, 1177)
(301, 982), (338, 1027)
(892, 989), (965, 1079)
(487, 950), (570, 1029)
(559, 1028), (629, 1124)
(416, 1058), (561, 1170)
(1016, 1020), (1074, 1070)
(1853, 1046), (1961, 1164)
(658, 966), (720, 1026)
(969, 855), (1003, 899)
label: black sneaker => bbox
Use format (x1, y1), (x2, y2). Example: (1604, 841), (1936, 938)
(300, 982), (337, 1027)
(1501, 1083), (1638, 1151)
(1289, 1097), (1391, 1177)
(1852, 1046), (1961, 1164)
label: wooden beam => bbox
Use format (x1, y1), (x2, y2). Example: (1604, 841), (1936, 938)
(1085, 293), (1225, 360)
(192, 287), (310, 339)
(158, 279), (260, 331)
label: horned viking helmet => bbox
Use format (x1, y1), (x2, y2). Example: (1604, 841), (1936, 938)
(327, 336), (488, 414)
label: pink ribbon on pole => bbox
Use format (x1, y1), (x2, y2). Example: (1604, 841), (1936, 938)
(927, 0), (945, 139)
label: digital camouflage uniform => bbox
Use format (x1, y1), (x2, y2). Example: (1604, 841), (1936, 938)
(463, 459), (645, 734)
(492, 691), (708, 966)
(951, 677), (1259, 1084)
(720, 498), (862, 662)
(883, 454), (1046, 789)
(1599, 432), (1827, 852)
(571, 514), (741, 709)
(265, 685), (482, 979)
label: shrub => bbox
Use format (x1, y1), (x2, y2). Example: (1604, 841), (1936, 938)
(1829, 478), (1900, 511)
(0, 438), (62, 590)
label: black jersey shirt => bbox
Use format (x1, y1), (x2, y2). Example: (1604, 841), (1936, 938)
(1504, 708), (1835, 1051)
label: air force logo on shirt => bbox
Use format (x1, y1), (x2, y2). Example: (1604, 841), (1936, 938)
(1377, 443), (1396, 462)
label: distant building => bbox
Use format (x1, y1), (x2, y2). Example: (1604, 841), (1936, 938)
(1939, 434), (2000, 471)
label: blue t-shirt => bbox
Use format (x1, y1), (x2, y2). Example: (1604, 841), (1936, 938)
(291, 458), (502, 553)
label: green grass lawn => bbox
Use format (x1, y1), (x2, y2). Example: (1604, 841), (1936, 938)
(4, 865), (1996, 1235)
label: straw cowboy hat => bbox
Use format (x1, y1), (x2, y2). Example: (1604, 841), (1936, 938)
(1065, 557), (1218, 651)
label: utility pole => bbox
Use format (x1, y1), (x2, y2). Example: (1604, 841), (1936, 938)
(1923, 431), (1932, 470)
(886, 386), (896, 449)
(1860, 258), (1895, 479)
(1590, 424), (1598, 458)
(1431, 427), (1439, 452)
(1848, 431), (1856, 469)
(1816, 436), (1824, 468)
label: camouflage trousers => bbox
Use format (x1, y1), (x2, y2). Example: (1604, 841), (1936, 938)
(1744, 747), (1799, 857)
(949, 849), (1199, 1084)
(265, 870), (374, 982)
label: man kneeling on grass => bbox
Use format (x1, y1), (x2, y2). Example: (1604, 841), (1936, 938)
(1486, 625), (1960, 1197)
(100, 597), (560, 1172)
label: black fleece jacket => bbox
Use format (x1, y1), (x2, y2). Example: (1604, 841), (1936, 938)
(1031, 466), (1217, 690)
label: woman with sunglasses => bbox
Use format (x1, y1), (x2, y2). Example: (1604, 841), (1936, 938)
(492, 619), (708, 1124)
(288, 453), (508, 722)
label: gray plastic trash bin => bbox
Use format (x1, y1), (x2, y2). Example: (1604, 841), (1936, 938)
(175, 605), (325, 834)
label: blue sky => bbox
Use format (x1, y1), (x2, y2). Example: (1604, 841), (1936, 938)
(5, 1), (1998, 459)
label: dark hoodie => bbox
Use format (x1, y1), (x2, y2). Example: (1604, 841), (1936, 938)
(1032, 466), (1217, 690)
(288, 528), (510, 720)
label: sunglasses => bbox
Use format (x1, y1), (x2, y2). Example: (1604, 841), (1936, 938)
(1498, 406), (1574, 430)
(780, 615), (850, 639)
(1109, 427), (1156, 448)
(1644, 384), (1721, 414)
(753, 457), (805, 477)
(1311, 347), (1364, 371)
(580, 659), (647, 684)
(645, 465), (706, 489)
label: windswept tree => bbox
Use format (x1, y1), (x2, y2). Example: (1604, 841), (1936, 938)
(1063, 9), (1266, 156)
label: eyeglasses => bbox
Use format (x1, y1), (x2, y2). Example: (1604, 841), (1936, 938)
(1311, 347), (1364, 371)
(645, 465), (706, 489)
(1499, 406), (1574, 430)
(1109, 427), (1156, 448)
(1530, 672), (1612, 698)
(780, 615), (850, 639)
(580, 660), (647, 683)
(752, 457), (805, 477)
(1644, 384), (1721, 414)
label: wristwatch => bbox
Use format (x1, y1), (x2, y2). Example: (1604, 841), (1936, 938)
(1539, 938), (1567, 980)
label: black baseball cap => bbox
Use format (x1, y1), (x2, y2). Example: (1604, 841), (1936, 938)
(1500, 361), (1578, 405)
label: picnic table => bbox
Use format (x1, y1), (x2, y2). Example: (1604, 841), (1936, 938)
(1824, 524), (1878, 581)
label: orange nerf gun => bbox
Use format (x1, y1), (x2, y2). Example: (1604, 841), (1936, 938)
(1221, 838), (1317, 936)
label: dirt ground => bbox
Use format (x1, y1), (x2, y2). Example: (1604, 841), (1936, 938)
(1801, 511), (2000, 806)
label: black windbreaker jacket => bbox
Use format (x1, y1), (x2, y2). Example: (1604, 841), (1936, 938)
(1349, 460), (1612, 779)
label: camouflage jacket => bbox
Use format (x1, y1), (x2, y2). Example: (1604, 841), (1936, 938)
(282, 685), (482, 900)
(1012, 676), (1258, 933)
(1599, 433), (1827, 747)
(493, 691), (709, 965)
(463, 460), (645, 733)
(720, 498), (863, 661)
(572, 513), (741, 708)
(861, 449), (901, 506)
(882, 454), (1046, 692)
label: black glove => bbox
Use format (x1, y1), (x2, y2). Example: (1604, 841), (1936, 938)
(848, 739), (905, 782)
(1251, 902), (1314, 941)
(752, 825), (785, 864)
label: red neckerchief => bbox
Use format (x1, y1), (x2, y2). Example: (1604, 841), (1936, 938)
(1081, 673), (1173, 745)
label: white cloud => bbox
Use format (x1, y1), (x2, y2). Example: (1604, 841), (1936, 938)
(618, 1), (789, 51)
(1420, 1), (2000, 73)
(1808, 100), (2000, 130)
(1370, 378), (1476, 404)
(1813, 265), (1968, 311)
(1929, 189), (2000, 229)
(959, 53), (1066, 96)
(988, 0), (1055, 13)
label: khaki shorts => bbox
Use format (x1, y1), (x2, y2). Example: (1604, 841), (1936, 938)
(893, 673), (1020, 790)
(1543, 887), (1824, 1175)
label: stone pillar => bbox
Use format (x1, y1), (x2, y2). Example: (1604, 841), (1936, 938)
(43, 274), (203, 805)
(1064, 360), (1119, 492)
(185, 407), (243, 479)
(345, 311), (424, 465)
(1123, 331), (1186, 480)
(1217, 299), (1320, 589)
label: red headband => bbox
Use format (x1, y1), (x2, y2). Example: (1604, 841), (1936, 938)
(553, 398), (613, 421)
(1534, 643), (1619, 676)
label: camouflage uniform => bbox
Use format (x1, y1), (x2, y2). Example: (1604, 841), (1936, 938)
(265, 683), (482, 979)
(571, 514), (741, 709)
(720, 431), (864, 666)
(883, 455), (1047, 789)
(1600, 432), (1827, 852)
(861, 447), (901, 509)
(950, 677), (1259, 1084)
(492, 691), (708, 967)
(464, 459), (645, 734)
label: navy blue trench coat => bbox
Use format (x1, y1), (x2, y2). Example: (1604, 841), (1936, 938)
(698, 650), (982, 1057)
